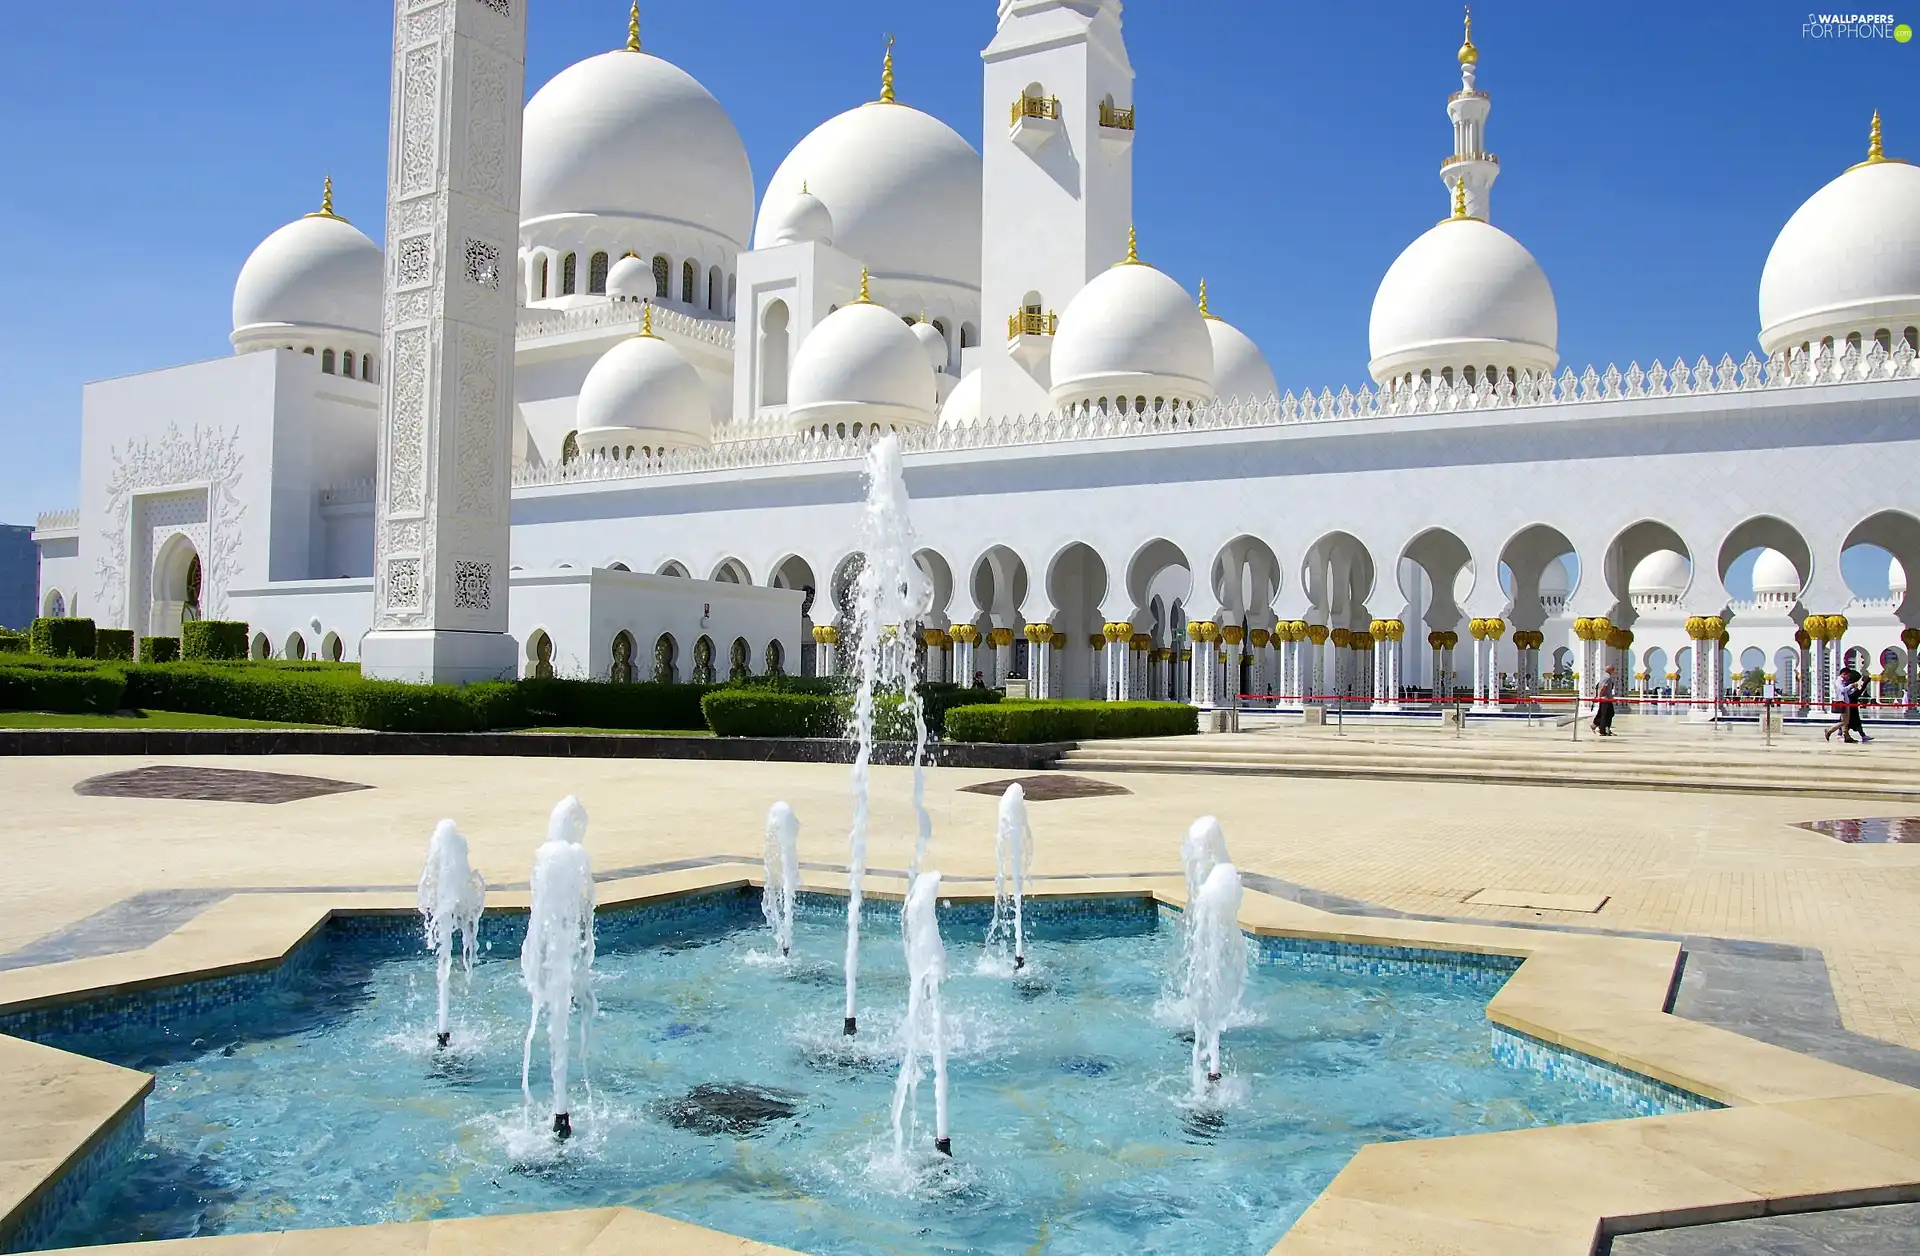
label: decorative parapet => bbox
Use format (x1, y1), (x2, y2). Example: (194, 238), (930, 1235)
(34, 508), (79, 533)
(1011, 93), (1059, 125)
(1008, 310), (1057, 338)
(515, 299), (734, 350)
(509, 338), (1920, 491)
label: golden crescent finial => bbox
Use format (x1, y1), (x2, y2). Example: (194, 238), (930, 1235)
(1869, 109), (1884, 162)
(858, 267), (871, 303)
(879, 33), (896, 103)
(306, 175), (345, 222)
(627, 2), (641, 51)
(641, 301), (655, 337)
(1450, 177), (1470, 220)
(800, 179), (808, 195)
(1458, 5), (1478, 64)
(1198, 278), (1217, 319)
(1122, 224), (1139, 264)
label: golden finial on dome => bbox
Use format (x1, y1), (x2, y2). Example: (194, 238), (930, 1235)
(640, 301), (656, 337)
(1197, 278), (1219, 320)
(1117, 224), (1139, 265)
(627, 2), (642, 52)
(857, 267), (872, 303)
(800, 179), (808, 195)
(1847, 110), (1905, 171)
(879, 33), (896, 104)
(1449, 177), (1471, 221)
(1458, 5), (1478, 65)
(305, 175), (345, 222)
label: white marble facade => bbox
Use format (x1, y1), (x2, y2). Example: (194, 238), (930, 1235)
(31, 3), (1920, 707)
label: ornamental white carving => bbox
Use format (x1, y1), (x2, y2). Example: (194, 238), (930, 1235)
(93, 423), (245, 630)
(399, 45), (440, 198)
(386, 326), (429, 512)
(397, 235), (432, 287)
(387, 557), (423, 610)
(463, 237), (502, 289)
(464, 49), (513, 205)
(452, 559), (493, 611)
(455, 327), (499, 516)
(475, 0), (510, 15)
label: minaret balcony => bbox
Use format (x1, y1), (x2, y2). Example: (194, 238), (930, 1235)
(1007, 309), (1057, 369)
(1440, 152), (1498, 172)
(1098, 101), (1135, 153)
(1010, 93), (1062, 153)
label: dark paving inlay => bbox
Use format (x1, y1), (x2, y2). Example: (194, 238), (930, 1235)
(1607, 1201), (1920, 1255)
(959, 774), (1132, 801)
(73, 765), (373, 805)
(1797, 816), (1920, 844)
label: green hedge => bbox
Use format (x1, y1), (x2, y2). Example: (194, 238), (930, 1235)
(94, 629), (135, 661)
(0, 632), (26, 654)
(116, 664), (492, 732)
(30, 617), (95, 659)
(0, 664), (126, 713)
(514, 677), (715, 730)
(702, 689), (841, 738)
(944, 699), (1198, 743)
(182, 620), (248, 661)
(140, 636), (181, 663)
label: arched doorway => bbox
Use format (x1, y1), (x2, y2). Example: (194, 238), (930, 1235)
(149, 535), (203, 639)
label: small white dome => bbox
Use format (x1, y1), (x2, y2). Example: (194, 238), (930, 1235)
(232, 198), (382, 346)
(1204, 312), (1278, 401)
(1893, 555), (1908, 596)
(606, 254), (652, 300)
(1629, 549), (1692, 597)
(756, 102), (980, 291)
(521, 48), (754, 247)
(910, 319), (948, 373)
(788, 298), (937, 433)
(1751, 548), (1802, 597)
(1368, 217), (1558, 384)
(1759, 136), (1920, 353)
(765, 184), (834, 247)
(1050, 256), (1214, 412)
(1539, 558), (1571, 598)
(574, 326), (712, 450)
(938, 369), (983, 427)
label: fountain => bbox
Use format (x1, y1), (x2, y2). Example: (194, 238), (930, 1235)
(1182, 815), (1231, 907)
(839, 433), (931, 1036)
(520, 796), (596, 1139)
(986, 783), (1033, 970)
(762, 802), (800, 958)
(890, 871), (952, 1157)
(417, 819), (487, 1048)
(1183, 862), (1247, 1088)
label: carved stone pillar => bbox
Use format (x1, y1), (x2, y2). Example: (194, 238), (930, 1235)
(363, 0), (526, 685)
(989, 626), (1013, 689)
(1024, 623), (1053, 698)
(813, 624), (838, 678)
(951, 623), (978, 687)
(1188, 621), (1219, 706)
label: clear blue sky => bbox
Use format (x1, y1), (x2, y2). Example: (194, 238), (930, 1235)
(1, 1), (1913, 590)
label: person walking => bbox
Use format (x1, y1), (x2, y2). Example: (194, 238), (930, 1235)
(1828, 667), (1864, 743)
(1846, 667), (1874, 743)
(1592, 665), (1619, 736)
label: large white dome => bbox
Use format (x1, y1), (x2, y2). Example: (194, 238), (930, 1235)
(1050, 251), (1214, 413)
(765, 185), (834, 248)
(938, 369), (983, 428)
(231, 193), (382, 347)
(1368, 216), (1557, 385)
(756, 102), (980, 291)
(605, 254), (651, 300)
(1759, 124), (1920, 353)
(1629, 549), (1691, 598)
(1751, 548), (1802, 597)
(788, 294), (937, 433)
(1203, 302), (1278, 401)
(521, 47), (754, 248)
(574, 318), (712, 452)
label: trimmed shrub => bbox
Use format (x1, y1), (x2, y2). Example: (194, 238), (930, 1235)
(30, 617), (96, 659)
(944, 699), (1197, 743)
(513, 678), (715, 730)
(94, 629), (135, 661)
(921, 683), (1001, 737)
(118, 664), (494, 732)
(182, 620), (249, 661)
(140, 636), (182, 663)
(0, 632), (26, 654)
(0, 663), (126, 713)
(702, 689), (841, 738)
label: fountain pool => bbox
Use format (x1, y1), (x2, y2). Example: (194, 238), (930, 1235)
(20, 890), (1678, 1256)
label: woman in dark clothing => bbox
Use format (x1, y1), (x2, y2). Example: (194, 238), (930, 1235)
(1592, 665), (1619, 736)
(1846, 667), (1874, 743)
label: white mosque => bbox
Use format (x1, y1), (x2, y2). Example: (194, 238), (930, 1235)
(30, 1), (1920, 717)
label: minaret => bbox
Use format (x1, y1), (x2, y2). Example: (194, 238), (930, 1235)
(361, 0), (527, 685)
(978, 0), (1134, 414)
(1440, 6), (1499, 221)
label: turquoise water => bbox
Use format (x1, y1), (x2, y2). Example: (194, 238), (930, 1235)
(35, 897), (1639, 1254)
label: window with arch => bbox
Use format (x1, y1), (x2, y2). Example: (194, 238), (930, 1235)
(653, 633), (678, 684)
(764, 639), (785, 676)
(960, 323), (977, 349)
(362, 354), (375, 382)
(609, 630), (636, 684)
(321, 349), (336, 374)
(588, 251), (609, 295)
(561, 252), (577, 295)
(692, 635), (716, 685)
(760, 299), (790, 406)
(681, 260), (696, 304)
(303, 346), (315, 355)
(1876, 328), (1893, 352)
(536, 255), (549, 300)
(707, 265), (722, 311)
(651, 255), (670, 300)
(285, 632), (307, 661)
(342, 351), (355, 378)
(250, 632), (270, 660)
(729, 636), (751, 681)
(561, 430), (580, 462)
(1906, 327), (1918, 352)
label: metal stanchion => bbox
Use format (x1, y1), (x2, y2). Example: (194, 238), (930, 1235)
(1336, 688), (1345, 735)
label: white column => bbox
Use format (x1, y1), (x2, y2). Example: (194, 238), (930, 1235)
(1905, 639), (1917, 719)
(1689, 633), (1712, 722)
(952, 633), (975, 687)
(1222, 634), (1243, 709)
(362, 0), (526, 685)
(816, 628), (837, 679)
(991, 628), (1012, 690)
(1309, 632), (1326, 706)
(1384, 632), (1402, 711)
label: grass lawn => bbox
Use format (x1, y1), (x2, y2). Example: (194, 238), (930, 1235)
(0, 709), (334, 730)
(514, 726), (714, 737)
